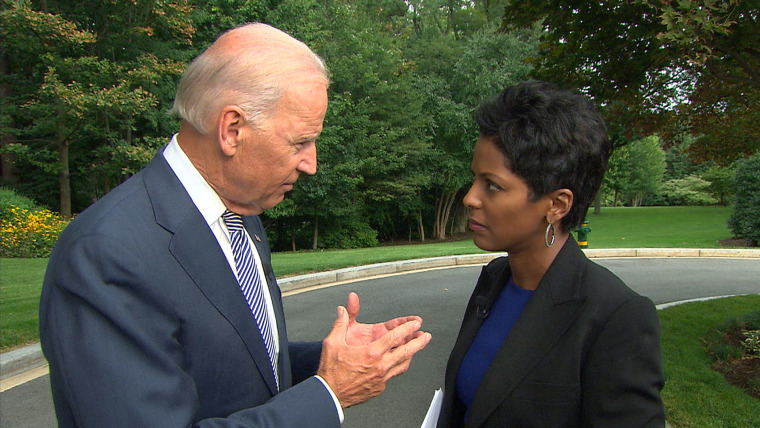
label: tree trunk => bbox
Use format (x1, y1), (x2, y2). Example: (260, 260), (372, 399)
(441, 190), (456, 237)
(58, 136), (72, 218)
(312, 215), (319, 250)
(417, 209), (425, 242)
(291, 230), (296, 252)
(0, 39), (18, 185)
(434, 188), (458, 239)
(593, 191), (602, 214)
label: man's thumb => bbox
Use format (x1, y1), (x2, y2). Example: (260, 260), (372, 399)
(329, 305), (349, 337)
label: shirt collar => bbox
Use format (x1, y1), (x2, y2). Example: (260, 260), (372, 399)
(163, 134), (227, 227)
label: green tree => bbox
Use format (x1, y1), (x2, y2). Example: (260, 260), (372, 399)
(1, 0), (191, 215)
(701, 164), (735, 207)
(501, 0), (760, 167)
(605, 136), (666, 207)
(406, 6), (538, 238)
(728, 152), (760, 246)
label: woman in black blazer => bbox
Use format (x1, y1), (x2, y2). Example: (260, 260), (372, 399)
(437, 81), (665, 427)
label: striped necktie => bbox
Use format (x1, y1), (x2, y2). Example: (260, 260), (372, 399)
(222, 210), (278, 390)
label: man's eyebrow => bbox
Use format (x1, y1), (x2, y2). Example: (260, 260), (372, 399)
(300, 132), (321, 142)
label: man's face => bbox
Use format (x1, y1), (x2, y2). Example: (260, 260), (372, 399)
(220, 80), (328, 215)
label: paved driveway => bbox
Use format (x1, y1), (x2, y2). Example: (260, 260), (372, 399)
(2, 257), (759, 427)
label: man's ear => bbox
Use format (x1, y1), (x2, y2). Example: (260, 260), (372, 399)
(217, 106), (246, 156)
(546, 188), (574, 225)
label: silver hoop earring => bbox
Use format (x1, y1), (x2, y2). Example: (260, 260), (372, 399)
(544, 223), (556, 247)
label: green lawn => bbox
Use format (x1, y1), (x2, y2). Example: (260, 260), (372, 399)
(272, 205), (735, 276)
(0, 258), (49, 351)
(659, 295), (760, 427)
(584, 206), (734, 249)
(1, 206), (757, 425)
(0, 206), (739, 351)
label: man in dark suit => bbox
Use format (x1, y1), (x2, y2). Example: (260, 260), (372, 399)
(39, 23), (431, 427)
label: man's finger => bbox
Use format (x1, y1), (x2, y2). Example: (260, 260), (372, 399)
(383, 332), (432, 380)
(346, 292), (360, 324)
(376, 320), (424, 351)
(326, 306), (350, 342)
(383, 315), (422, 331)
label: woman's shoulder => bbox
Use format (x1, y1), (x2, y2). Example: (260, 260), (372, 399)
(580, 258), (655, 313)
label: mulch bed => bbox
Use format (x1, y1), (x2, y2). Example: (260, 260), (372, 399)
(709, 326), (760, 400)
(719, 237), (757, 247)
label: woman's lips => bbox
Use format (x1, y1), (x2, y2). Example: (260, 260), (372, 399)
(469, 219), (487, 232)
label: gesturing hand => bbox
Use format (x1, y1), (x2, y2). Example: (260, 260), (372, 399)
(317, 294), (431, 408)
(344, 292), (422, 346)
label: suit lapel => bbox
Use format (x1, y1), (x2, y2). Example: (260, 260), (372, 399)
(143, 153), (279, 395)
(465, 239), (586, 428)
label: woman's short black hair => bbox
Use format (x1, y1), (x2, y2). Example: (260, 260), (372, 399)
(475, 80), (610, 232)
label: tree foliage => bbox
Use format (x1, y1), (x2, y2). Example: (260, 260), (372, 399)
(501, 0), (760, 166)
(728, 152), (760, 246)
(0, 0), (190, 216)
(605, 136), (666, 207)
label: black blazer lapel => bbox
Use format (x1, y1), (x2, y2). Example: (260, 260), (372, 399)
(143, 152), (279, 395)
(465, 240), (586, 428)
(439, 260), (510, 427)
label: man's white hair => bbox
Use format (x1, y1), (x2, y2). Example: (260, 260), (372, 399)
(170, 23), (329, 134)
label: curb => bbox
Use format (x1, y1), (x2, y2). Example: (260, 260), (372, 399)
(3, 248), (760, 386)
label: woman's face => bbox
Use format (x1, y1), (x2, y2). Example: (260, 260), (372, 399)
(464, 137), (551, 253)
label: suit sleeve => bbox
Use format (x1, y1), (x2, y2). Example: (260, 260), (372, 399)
(288, 341), (323, 384)
(40, 234), (339, 428)
(580, 295), (666, 426)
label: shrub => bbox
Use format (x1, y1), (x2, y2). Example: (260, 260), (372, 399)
(0, 187), (41, 211)
(1, 188), (70, 257)
(319, 218), (378, 249)
(727, 153), (760, 246)
(659, 176), (718, 206)
(743, 330), (760, 358)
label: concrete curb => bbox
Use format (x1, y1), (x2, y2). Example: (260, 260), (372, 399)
(3, 248), (759, 385)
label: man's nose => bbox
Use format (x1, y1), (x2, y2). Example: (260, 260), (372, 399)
(298, 141), (317, 175)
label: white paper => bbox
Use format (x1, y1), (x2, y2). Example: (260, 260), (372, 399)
(420, 388), (443, 428)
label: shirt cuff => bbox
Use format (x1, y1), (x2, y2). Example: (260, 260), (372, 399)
(314, 375), (345, 424)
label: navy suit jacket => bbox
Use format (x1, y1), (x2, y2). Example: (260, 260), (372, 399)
(437, 238), (665, 427)
(40, 151), (340, 427)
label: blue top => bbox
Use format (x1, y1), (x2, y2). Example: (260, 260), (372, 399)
(455, 276), (534, 416)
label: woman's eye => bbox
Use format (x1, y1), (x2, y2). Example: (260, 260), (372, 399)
(487, 180), (501, 191)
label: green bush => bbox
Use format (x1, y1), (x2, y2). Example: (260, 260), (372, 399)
(319, 218), (378, 249)
(659, 176), (718, 206)
(1, 188), (70, 257)
(0, 187), (41, 211)
(742, 330), (760, 358)
(727, 153), (760, 246)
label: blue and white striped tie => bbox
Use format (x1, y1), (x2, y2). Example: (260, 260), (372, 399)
(222, 210), (278, 391)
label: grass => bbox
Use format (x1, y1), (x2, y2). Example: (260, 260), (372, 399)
(659, 295), (760, 427)
(584, 206), (734, 249)
(272, 205), (735, 276)
(0, 258), (48, 351)
(1, 206), (758, 424)
(272, 239), (487, 277)
(0, 206), (740, 351)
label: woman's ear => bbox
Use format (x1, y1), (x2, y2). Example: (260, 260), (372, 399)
(546, 189), (574, 225)
(217, 106), (246, 156)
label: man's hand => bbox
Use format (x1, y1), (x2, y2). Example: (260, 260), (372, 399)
(317, 295), (432, 408)
(344, 292), (422, 346)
